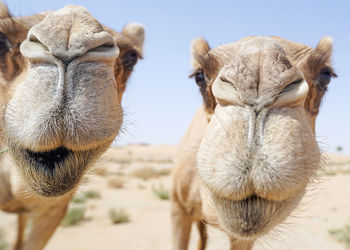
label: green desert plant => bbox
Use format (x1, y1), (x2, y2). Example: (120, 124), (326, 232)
(72, 189), (101, 203)
(0, 228), (8, 250)
(83, 190), (101, 199)
(61, 207), (86, 226)
(336, 146), (344, 152)
(109, 208), (130, 224)
(329, 224), (350, 248)
(152, 184), (169, 200)
(72, 195), (86, 204)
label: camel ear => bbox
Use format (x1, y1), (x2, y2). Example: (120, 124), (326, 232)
(191, 38), (211, 68)
(0, 3), (11, 19)
(122, 23), (145, 53)
(190, 38), (218, 113)
(314, 36), (333, 65)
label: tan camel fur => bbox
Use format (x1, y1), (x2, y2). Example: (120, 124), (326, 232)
(171, 36), (336, 250)
(0, 4), (144, 250)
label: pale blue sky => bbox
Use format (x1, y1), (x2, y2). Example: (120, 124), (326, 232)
(6, 0), (350, 153)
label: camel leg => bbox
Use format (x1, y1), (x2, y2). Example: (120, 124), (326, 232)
(229, 237), (254, 250)
(171, 201), (193, 250)
(196, 220), (207, 250)
(13, 213), (28, 250)
(21, 204), (68, 250)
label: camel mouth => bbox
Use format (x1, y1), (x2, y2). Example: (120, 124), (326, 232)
(208, 192), (301, 239)
(24, 147), (72, 173)
(228, 195), (275, 237)
(8, 144), (107, 197)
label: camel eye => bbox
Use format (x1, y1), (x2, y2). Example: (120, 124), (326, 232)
(317, 68), (331, 91)
(0, 31), (11, 56)
(122, 50), (138, 70)
(194, 70), (206, 88)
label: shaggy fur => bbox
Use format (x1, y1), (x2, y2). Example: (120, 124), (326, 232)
(0, 4), (144, 250)
(171, 36), (336, 250)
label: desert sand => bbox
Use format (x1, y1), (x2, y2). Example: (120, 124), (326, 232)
(1, 145), (350, 250)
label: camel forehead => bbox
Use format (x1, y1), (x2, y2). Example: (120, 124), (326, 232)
(210, 36), (300, 61)
(29, 5), (105, 54)
(211, 37), (302, 98)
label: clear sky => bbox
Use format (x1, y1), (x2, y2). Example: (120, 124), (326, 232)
(6, 0), (350, 154)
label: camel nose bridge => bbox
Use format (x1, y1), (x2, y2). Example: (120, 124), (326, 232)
(22, 4), (117, 64)
(245, 104), (269, 153)
(221, 38), (291, 105)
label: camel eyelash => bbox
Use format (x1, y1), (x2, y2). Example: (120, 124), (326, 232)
(219, 76), (231, 83)
(281, 78), (303, 93)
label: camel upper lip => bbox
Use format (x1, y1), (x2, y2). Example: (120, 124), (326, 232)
(24, 147), (72, 172)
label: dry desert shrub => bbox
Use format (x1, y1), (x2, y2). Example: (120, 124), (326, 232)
(94, 166), (108, 176)
(111, 171), (125, 176)
(131, 166), (171, 180)
(108, 176), (125, 189)
(137, 183), (146, 189)
(157, 168), (171, 176)
(109, 208), (130, 224)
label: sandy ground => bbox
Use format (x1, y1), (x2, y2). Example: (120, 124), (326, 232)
(1, 145), (350, 250)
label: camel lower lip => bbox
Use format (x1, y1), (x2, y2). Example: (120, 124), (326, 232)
(8, 144), (104, 197)
(208, 192), (301, 239)
(226, 195), (271, 237)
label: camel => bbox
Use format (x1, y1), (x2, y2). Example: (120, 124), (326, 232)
(0, 4), (144, 250)
(171, 36), (336, 250)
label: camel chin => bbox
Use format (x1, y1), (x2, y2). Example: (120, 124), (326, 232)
(202, 184), (304, 239)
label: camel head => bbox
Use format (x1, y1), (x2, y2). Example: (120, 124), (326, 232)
(191, 36), (336, 239)
(0, 4), (144, 197)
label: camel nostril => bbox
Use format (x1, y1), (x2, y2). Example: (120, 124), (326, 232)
(89, 43), (115, 52)
(25, 147), (72, 172)
(28, 34), (50, 52)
